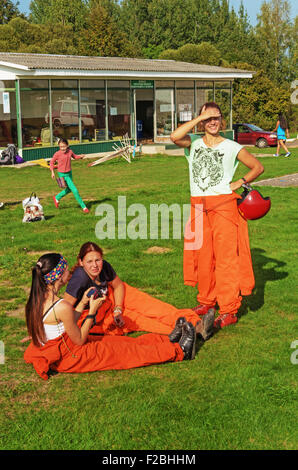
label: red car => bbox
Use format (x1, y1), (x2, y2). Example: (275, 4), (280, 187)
(233, 123), (277, 148)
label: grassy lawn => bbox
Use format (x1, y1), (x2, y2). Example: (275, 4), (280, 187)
(0, 146), (297, 451)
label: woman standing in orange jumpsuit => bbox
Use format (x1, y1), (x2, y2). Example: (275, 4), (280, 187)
(171, 102), (264, 328)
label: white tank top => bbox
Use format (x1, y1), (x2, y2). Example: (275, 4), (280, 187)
(43, 299), (65, 341)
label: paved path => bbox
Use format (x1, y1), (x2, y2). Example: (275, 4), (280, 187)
(253, 173), (298, 187)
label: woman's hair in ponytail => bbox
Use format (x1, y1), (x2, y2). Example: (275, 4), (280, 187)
(25, 253), (61, 347)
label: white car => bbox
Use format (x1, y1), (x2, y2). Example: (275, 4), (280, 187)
(45, 100), (96, 128)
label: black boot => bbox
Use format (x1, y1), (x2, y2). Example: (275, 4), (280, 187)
(179, 321), (196, 360)
(169, 316), (187, 343)
(196, 308), (215, 341)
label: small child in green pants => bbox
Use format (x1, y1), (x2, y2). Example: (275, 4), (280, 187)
(50, 138), (89, 213)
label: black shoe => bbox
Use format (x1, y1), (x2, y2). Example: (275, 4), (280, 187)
(169, 316), (187, 343)
(196, 308), (215, 341)
(179, 322), (196, 360)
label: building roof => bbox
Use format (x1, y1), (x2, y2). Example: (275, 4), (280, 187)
(0, 52), (253, 79)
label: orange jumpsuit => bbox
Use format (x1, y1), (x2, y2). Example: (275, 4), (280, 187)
(77, 282), (201, 336)
(24, 286), (199, 379)
(183, 194), (255, 315)
(24, 332), (184, 380)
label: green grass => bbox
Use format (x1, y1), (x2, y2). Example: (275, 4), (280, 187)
(0, 148), (297, 450)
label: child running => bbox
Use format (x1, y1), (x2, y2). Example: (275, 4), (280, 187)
(50, 138), (89, 213)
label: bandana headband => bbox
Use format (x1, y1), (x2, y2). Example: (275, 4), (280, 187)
(43, 256), (67, 285)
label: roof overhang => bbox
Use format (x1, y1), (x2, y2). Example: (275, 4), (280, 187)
(0, 57), (254, 81)
(12, 69), (253, 80)
(0, 61), (29, 71)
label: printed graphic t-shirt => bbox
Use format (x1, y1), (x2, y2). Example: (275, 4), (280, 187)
(185, 136), (243, 196)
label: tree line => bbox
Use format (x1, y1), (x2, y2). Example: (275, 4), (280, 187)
(0, 0), (297, 130)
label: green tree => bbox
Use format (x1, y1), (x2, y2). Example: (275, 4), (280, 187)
(159, 42), (222, 66)
(233, 70), (291, 129)
(255, 0), (294, 82)
(119, 0), (198, 54)
(29, 0), (89, 32)
(0, 17), (77, 54)
(216, 4), (259, 66)
(78, 1), (139, 57)
(0, 0), (23, 24)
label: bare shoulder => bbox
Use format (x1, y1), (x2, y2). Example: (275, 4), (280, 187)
(55, 299), (74, 318)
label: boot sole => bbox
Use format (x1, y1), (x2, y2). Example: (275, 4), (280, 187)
(190, 329), (197, 359)
(180, 323), (197, 360)
(169, 317), (186, 343)
(201, 308), (215, 340)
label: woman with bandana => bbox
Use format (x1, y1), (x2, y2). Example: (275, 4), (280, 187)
(24, 253), (197, 380)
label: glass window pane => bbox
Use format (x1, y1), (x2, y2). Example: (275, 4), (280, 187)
(0, 89), (17, 146)
(215, 81), (231, 89)
(108, 89), (130, 138)
(156, 89), (173, 136)
(196, 81), (214, 114)
(176, 88), (194, 125)
(20, 89), (50, 147)
(80, 89), (106, 141)
(196, 81), (214, 89)
(0, 80), (15, 90)
(20, 79), (49, 89)
(176, 80), (194, 89)
(107, 80), (130, 89)
(51, 91), (79, 142)
(155, 80), (174, 88)
(215, 81), (231, 127)
(52, 80), (78, 89)
(80, 79), (105, 89)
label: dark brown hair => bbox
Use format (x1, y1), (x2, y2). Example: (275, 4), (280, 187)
(70, 242), (104, 274)
(25, 253), (62, 347)
(58, 138), (69, 146)
(278, 113), (288, 130)
(198, 101), (226, 131)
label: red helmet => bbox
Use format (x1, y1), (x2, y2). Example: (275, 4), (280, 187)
(237, 184), (271, 220)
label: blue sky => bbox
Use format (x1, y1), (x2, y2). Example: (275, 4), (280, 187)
(17, 0), (298, 25)
(229, 0), (297, 24)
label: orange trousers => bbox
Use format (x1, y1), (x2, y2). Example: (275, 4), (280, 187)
(77, 282), (201, 336)
(24, 332), (184, 380)
(183, 194), (255, 315)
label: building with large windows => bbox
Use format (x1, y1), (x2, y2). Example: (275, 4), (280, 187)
(0, 53), (253, 160)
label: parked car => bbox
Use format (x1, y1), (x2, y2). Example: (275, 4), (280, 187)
(45, 99), (95, 128)
(233, 123), (277, 148)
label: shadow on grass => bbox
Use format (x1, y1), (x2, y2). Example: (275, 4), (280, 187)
(2, 200), (22, 207)
(238, 247), (288, 319)
(85, 197), (113, 209)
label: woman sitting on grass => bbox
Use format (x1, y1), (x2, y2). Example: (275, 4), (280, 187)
(64, 241), (215, 340)
(24, 253), (198, 380)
